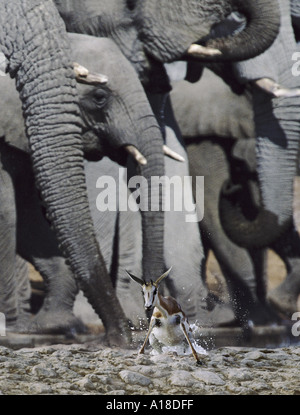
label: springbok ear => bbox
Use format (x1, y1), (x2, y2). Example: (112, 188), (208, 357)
(126, 270), (145, 286)
(155, 267), (172, 286)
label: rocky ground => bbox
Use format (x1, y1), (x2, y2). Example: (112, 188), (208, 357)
(0, 339), (299, 395)
(4, 241), (298, 397)
(1, 178), (298, 396)
(5, 241), (298, 397)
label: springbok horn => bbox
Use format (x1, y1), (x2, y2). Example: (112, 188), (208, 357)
(187, 44), (222, 58)
(73, 62), (108, 86)
(126, 270), (145, 286)
(155, 267), (172, 286)
(254, 77), (300, 98)
(163, 145), (185, 162)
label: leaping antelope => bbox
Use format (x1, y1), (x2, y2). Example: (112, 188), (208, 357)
(126, 268), (203, 365)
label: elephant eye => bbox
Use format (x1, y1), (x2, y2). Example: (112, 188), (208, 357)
(92, 88), (109, 108)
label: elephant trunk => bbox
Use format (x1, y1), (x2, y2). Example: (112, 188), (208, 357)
(137, 115), (165, 280)
(219, 0), (300, 250)
(220, 97), (299, 249)
(86, 37), (167, 282)
(135, 0), (280, 64)
(207, 0), (280, 61)
(0, 0), (130, 345)
(109, 91), (166, 281)
(71, 34), (166, 283)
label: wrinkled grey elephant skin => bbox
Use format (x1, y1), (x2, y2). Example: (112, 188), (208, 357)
(0, 86), (211, 332)
(0, 44), (220, 333)
(218, 0), (300, 318)
(0, 32), (166, 336)
(0, 0), (132, 346)
(51, 0), (282, 328)
(54, 0), (280, 71)
(170, 0), (300, 321)
(170, 68), (280, 326)
(0, 0), (282, 336)
(219, 0), (300, 250)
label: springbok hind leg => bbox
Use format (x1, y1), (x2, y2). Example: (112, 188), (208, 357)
(180, 323), (202, 365)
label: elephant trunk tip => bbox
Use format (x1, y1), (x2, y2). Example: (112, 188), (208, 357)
(206, 0), (281, 62)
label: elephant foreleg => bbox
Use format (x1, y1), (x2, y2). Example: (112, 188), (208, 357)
(14, 255), (31, 329)
(14, 150), (84, 335)
(187, 140), (280, 326)
(0, 151), (18, 328)
(268, 226), (300, 319)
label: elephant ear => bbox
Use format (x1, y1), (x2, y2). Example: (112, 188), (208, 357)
(170, 68), (255, 140)
(0, 75), (29, 152)
(126, 270), (145, 286)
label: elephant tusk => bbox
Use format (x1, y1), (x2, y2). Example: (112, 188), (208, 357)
(187, 44), (223, 58)
(254, 77), (300, 98)
(73, 62), (89, 77)
(163, 145), (185, 162)
(124, 145), (148, 166)
(125, 145), (185, 166)
(73, 62), (108, 85)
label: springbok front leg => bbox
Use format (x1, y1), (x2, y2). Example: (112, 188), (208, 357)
(180, 322), (202, 365)
(139, 317), (156, 354)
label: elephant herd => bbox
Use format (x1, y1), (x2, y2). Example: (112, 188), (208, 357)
(0, 0), (299, 347)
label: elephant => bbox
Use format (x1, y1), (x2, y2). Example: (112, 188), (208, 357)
(0, 31), (210, 333)
(0, 30), (179, 336)
(170, 67), (279, 327)
(0, 0), (282, 338)
(218, 0), (300, 319)
(170, 0), (300, 321)
(214, 0), (300, 248)
(54, 0), (281, 73)
(53, 0), (281, 139)
(48, 0), (281, 325)
(0, 0), (138, 346)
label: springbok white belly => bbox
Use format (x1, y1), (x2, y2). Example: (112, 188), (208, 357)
(149, 311), (190, 348)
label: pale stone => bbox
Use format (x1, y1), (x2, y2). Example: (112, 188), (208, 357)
(193, 369), (225, 385)
(119, 370), (152, 386)
(169, 370), (196, 387)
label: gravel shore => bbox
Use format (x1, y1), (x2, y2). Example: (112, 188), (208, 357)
(0, 341), (299, 395)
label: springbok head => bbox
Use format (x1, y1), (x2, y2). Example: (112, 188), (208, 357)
(126, 267), (172, 311)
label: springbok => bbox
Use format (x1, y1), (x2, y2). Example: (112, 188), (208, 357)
(126, 268), (203, 365)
